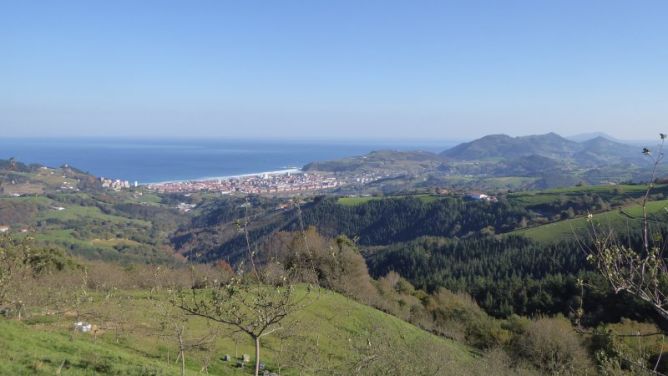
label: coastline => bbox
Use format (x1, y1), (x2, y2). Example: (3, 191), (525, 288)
(145, 167), (302, 185)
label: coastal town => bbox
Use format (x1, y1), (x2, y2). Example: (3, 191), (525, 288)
(146, 170), (339, 194)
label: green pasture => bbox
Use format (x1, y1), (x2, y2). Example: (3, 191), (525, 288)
(513, 198), (668, 243)
(0, 287), (475, 375)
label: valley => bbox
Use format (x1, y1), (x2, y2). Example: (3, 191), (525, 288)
(2, 133), (668, 375)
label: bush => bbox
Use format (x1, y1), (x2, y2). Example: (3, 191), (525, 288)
(426, 288), (510, 348)
(465, 315), (511, 350)
(510, 315), (592, 375)
(591, 319), (664, 375)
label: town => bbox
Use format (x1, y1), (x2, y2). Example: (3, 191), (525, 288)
(146, 171), (339, 194)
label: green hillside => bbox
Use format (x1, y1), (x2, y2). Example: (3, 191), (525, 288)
(507, 183), (666, 206)
(0, 288), (482, 376)
(514, 198), (668, 243)
(336, 193), (441, 206)
(0, 191), (184, 263)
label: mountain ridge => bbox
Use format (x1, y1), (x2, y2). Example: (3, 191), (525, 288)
(440, 132), (643, 164)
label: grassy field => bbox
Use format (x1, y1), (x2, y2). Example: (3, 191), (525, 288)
(337, 196), (382, 206)
(0, 318), (184, 375)
(36, 203), (149, 226)
(0, 195), (52, 205)
(0, 288), (476, 375)
(36, 205), (151, 228)
(337, 194), (443, 206)
(508, 184), (667, 207)
(513, 198), (668, 243)
(482, 176), (537, 186)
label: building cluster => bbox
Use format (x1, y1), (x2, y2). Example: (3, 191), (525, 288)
(100, 177), (136, 191)
(147, 172), (338, 194)
(60, 180), (78, 191)
(352, 175), (382, 184)
(466, 192), (498, 202)
(176, 202), (197, 212)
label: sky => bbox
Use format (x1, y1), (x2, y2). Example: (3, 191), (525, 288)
(1, 0), (667, 141)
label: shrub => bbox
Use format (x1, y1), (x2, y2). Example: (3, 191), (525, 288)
(510, 315), (592, 375)
(591, 319), (664, 375)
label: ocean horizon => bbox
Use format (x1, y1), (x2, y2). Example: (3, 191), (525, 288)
(0, 138), (454, 184)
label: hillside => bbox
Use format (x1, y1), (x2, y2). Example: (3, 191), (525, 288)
(0, 159), (100, 196)
(0, 190), (185, 263)
(303, 150), (443, 173)
(2, 174), (667, 374)
(513, 198), (668, 243)
(174, 184), (668, 263)
(0, 287), (490, 376)
(171, 194), (534, 263)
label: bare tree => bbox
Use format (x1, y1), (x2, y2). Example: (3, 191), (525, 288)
(586, 134), (668, 322)
(173, 274), (300, 375)
(172, 200), (311, 376)
(152, 266), (218, 376)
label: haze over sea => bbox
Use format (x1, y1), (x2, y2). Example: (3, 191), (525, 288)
(0, 138), (452, 184)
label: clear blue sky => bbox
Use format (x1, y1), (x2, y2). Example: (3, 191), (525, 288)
(1, 0), (667, 140)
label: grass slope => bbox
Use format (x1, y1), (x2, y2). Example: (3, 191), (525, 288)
(508, 184), (667, 207)
(0, 288), (476, 375)
(0, 319), (182, 376)
(514, 198), (668, 243)
(337, 194), (442, 206)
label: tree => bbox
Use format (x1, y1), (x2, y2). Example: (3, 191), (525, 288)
(0, 234), (34, 319)
(263, 228), (377, 302)
(586, 134), (668, 323)
(154, 291), (217, 376)
(173, 200), (309, 376)
(174, 274), (299, 375)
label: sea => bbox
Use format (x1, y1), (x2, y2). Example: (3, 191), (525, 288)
(0, 138), (455, 184)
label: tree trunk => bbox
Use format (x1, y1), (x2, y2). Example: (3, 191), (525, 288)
(255, 336), (261, 376)
(178, 327), (186, 376)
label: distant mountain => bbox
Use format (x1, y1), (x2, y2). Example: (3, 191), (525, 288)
(567, 132), (623, 143)
(574, 136), (646, 166)
(440, 132), (647, 167)
(568, 132), (661, 146)
(440, 132), (581, 160)
(301, 133), (657, 191)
